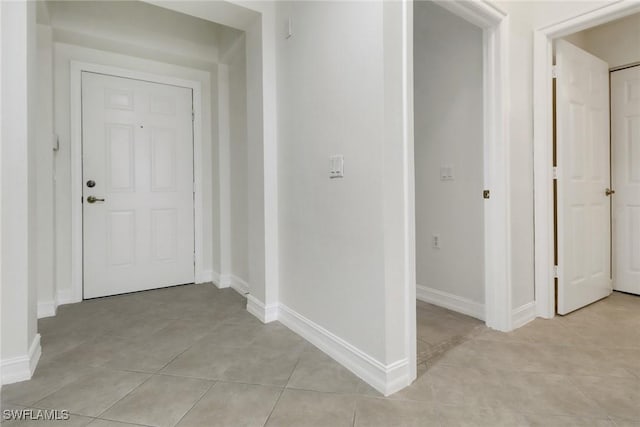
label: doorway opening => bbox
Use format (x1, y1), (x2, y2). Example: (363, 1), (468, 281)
(537, 10), (640, 317)
(410, 0), (510, 377)
(413, 0), (486, 369)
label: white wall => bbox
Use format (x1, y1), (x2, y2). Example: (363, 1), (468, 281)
(413, 1), (484, 311)
(276, 0), (388, 362)
(227, 38), (249, 286)
(36, 24), (56, 317)
(274, 1), (414, 393)
(214, 31), (249, 291)
(562, 13), (640, 68)
(47, 1), (220, 65)
(1, 0), (41, 384)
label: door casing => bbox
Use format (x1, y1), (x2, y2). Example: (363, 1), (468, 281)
(533, 0), (640, 319)
(69, 61), (205, 302)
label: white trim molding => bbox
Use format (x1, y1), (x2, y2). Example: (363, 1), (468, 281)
(230, 275), (249, 295)
(211, 271), (221, 287)
(39, 289), (76, 315)
(416, 285), (485, 321)
(1, 334), (41, 385)
(511, 301), (536, 329)
(246, 295), (278, 323)
(212, 272), (231, 289)
(213, 272), (248, 295)
(533, 0), (640, 319)
(56, 289), (75, 307)
(69, 60), (205, 303)
(219, 274), (232, 288)
(37, 301), (57, 319)
(198, 269), (214, 285)
(278, 303), (410, 396)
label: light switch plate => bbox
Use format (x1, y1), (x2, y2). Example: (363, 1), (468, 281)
(329, 155), (344, 179)
(440, 165), (454, 181)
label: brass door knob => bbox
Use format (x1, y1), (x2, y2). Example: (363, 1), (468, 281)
(605, 188), (615, 196)
(87, 196), (105, 203)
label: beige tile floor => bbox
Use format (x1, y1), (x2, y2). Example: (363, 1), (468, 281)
(1, 284), (638, 426)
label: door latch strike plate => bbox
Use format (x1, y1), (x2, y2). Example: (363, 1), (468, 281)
(483, 190), (490, 199)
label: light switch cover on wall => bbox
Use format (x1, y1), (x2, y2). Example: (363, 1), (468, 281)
(440, 165), (454, 181)
(329, 155), (344, 179)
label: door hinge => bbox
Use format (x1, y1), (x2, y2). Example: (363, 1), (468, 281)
(192, 110), (195, 121)
(483, 189), (490, 199)
(553, 265), (559, 278)
(551, 65), (558, 79)
(552, 166), (558, 180)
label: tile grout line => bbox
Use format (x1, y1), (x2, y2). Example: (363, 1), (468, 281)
(350, 396), (358, 427)
(167, 380), (217, 427)
(261, 387), (285, 427)
(262, 351), (303, 426)
(93, 372), (155, 420)
(156, 341), (201, 373)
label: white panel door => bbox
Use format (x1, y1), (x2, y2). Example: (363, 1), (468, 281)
(611, 66), (640, 295)
(556, 40), (612, 315)
(82, 72), (194, 299)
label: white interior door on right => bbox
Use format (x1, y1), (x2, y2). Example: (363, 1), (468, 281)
(556, 40), (612, 315)
(611, 65), (640, 295)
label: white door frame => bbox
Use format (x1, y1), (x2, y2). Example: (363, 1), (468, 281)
(69, 61), (204, 302)
(533, 1), (640, 319)
(413, 1), (511, 331)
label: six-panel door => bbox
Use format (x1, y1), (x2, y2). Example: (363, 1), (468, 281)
(611, 66), (640, 296)
(82, 72), (195, 299)
(556, 40), (613, 315)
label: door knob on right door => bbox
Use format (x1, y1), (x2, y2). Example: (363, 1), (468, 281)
(605, 188), (615, 196)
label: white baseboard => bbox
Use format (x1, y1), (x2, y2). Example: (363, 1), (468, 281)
(512, 301), (536, 329)
(416, 285), (485, 320)
(1, 334), (41, 385)
(230, 275), (249, 295)
(39, 288), (75, 319)
(211, 270), (221, 285)
(219, 274), (231, 288)
(56, 289), (76, 306)
(197, 269), (213, 284)
(246, 295), (278, 323)
(277, 303), (410, 396)
(212, 271), (231, 289)
(37, 300), (57, 319)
